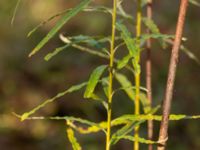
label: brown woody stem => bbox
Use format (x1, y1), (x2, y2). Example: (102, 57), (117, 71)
(146, 0), (153, 150)
(157, 0), (189, 150)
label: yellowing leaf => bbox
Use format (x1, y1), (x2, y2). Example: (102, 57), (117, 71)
(67, 128), (82, 150)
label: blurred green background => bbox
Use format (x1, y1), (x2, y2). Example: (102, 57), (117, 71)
(0, 0), (200, 150)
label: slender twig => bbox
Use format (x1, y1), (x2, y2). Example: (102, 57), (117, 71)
(106, 0), (117, 149)
(157, 0), (189, 150)
(146, 0), (153, 150)
(134, 0), (142, 150)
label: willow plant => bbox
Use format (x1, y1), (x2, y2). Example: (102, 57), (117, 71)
(12, 0), (200, 150)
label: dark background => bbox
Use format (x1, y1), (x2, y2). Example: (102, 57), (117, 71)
(0, 0), (200, 150)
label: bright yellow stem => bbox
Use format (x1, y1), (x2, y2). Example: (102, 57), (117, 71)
(134, 0), (142, 150)
(106, 0), (117, 150)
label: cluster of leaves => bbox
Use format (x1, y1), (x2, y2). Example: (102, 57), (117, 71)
(13, 0), (200, 149)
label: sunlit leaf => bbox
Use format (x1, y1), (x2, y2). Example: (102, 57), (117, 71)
(122, 136), (159, 144)
(67, 128), (82, 150)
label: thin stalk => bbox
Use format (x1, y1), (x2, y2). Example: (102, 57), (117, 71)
(146, 0), (153, 150)
(134, 0), (142, 150)
(106, 0), (117, 150)
(157, 0), (189, 150)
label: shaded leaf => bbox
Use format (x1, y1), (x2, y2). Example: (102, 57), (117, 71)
(117, 54), (132, 69)
(116, 22), (139, 57)
(20, 82), (87, 121)
(44, 44), (70, 61)
(110, 121), (144, 145)
(29, 0), (92, 57)
(84, 65), (107, 98)
(11, 0), (21, 26)
(189, 0), (200, 6)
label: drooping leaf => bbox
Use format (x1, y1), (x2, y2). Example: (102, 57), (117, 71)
(60, 34), (109, 59)
(141, 34), (174, 42)
(142, 17), (159, 34)
(67, 128), (82, 150)
(117, 54), (132, 69)
(44, 44), (70, 61)
(142, 17), (167, 48)
(122, 136), (159, 144)
(180, 45), (200, 65)
(115, 72), (135, 100)
(20, 82), (87, 121)
(11, 0), (21, 26)
(189, 0), (200, 6)
(28, 0), (92, 57)
(101, 77), (109, 98)
(110, 121), (145, 145)
(116, 22), (139, 57)
(165, 39), (200, 65)
(67, 120), (107, 134)
(84, 65), (107, 98)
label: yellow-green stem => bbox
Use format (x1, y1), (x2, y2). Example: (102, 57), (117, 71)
(106, 0), (117, 150)
(134, 0), (142, 150)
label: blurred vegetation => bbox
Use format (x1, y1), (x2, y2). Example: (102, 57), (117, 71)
(0, 0), (200, 149)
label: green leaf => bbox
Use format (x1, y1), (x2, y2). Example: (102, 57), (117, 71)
(142, 17), (159, 34)
(139, 93), (151, 114)
(101, 77), (109, 98)
(84, 65), (107, 98)
(115, 72), (135, 100)
(20, 82), (87, 121)
(142, 17), (167, 48)
(122, 136), (159, 144)
(117, 54), (132, 69)
(44, 44), (70, 61)
(11, 0), (21, 26)
(28, 0), (92, 57)
(189, 0), (200, 6)
(180, 45), (200, 65)
(67, 128), (82, 150)
(116, 22), (139, 57)
(110, 121), (145, 145)
(141, 34), (174, 41)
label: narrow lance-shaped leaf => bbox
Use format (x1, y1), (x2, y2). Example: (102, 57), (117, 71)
(84, 65), (107, 98)
(115, 72), (135, 100)
(45, 44), (70, 61)
(116, 22), (139, 57)
(11, 0), (21, 26)
(189, 0), (200, 6)
(122, 136), (159, 145)
(28, 0), (92, 57)
(67, 128), (82, 150)
(117, 54), (132, 69)
(110, 121), (145, 145)
(20, 82), (87, 121)
(142, 17), (167, 48)
(115, 73), (153, 114)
